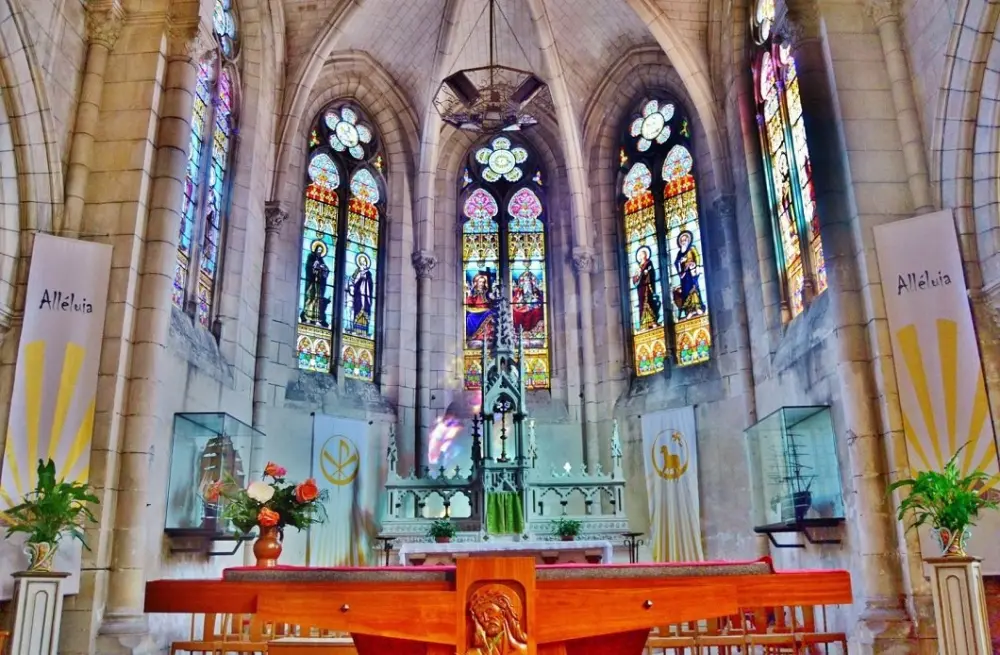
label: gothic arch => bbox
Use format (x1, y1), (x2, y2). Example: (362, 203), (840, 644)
(584, 49), (718, 390)
(0, 0), (62, 322)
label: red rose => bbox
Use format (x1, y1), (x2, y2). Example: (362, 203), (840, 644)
(257, 507), (280, 527)
(295, 479), (319, 503)
(264, 462), (287, 478)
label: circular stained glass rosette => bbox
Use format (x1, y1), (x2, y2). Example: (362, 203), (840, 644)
(641, 112), (665, 141)
(489, 149), (516, 175)
(337, 121), (360, 148)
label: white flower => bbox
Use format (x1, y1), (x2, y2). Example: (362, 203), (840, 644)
(247, 481), (275, 503)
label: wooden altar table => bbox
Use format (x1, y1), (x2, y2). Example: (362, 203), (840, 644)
(398, 539), (614, 565)
(145, 556), (852, 654)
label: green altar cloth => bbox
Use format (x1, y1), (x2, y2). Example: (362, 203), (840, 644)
(486, 491), (524, 534)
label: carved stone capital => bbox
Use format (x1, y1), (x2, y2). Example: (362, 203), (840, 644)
(264, 202), (289, 233)
(167, 21), (212, 61)
(778, 0), (821, 47)
(571, 247), (596, 274)
(713, 195), (736, 222)
(864, 0), (899, 27)
(411, 250), (438, 279)
(86, 4), (126, 50)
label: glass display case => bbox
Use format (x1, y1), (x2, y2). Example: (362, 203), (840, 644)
(744, 406), (845, 540)
(164, 412), (261, 538)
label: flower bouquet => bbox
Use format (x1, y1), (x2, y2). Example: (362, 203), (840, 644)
(220, 462), (327, 567)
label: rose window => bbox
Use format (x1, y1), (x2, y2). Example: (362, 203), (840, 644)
(325, 107), (374, 160)
(476, 137), (529, 182)
(630, 100), (675, 152)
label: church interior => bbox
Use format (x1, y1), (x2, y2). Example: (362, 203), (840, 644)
(2, 0), (1000, 652)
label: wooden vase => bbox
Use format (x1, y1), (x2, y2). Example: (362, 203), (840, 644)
(253, 525), (282, 567)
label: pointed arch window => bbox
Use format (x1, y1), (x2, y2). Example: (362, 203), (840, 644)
(173, 0), (240, 328)
(619, 98), (711, 376)
(296, 103), (384, 383)
(461, 136), (550, 391)
(751, 0), (827, 319)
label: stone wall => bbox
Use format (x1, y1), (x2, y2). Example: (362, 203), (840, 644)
(1, 0), (1000, 653)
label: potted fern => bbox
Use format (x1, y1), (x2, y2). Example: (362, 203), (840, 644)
(554, 518), (582, 541)
(0, 459), (99, 571)
(888, 446), (998, 557)
(428, 519), (457, 543)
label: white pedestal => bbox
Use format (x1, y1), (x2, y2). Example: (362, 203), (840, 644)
(8, 571), (69, 655)
(927, 556), (992, 655)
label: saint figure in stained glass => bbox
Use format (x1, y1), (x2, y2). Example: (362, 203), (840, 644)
(349, 252), (374, 334)
(633, 246), (661, 329)
(301, 242), (331, 327)
(672, 231), (704, 318)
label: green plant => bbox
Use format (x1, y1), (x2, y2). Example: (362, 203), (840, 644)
(428, 519), (457, 539)
(888, 445), (999, 535)
(220, 461), (328, 534)
(553, 518), (582, 539)
(0, 459), (98, 547)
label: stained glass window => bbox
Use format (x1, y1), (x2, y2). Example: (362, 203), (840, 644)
(619, 97), (712, 376)
(172, 0), (239, 328)
(296, 103), (384, 383)
(461, 137), (550, 390)
(752, 0), (827, 318)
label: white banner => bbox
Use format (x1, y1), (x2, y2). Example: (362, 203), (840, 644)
(641, 406), (704, 562)
(0, 235), (112, 599)
(874, 210), (1000, 572)
(308, 415), (381, 566)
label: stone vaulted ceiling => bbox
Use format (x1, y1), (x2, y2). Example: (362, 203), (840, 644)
(280, 0), (711, 122)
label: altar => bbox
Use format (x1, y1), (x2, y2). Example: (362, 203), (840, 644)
(398, 539), (614, 565)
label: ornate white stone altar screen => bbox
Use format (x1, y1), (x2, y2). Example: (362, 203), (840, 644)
(398, 539), (615, 565)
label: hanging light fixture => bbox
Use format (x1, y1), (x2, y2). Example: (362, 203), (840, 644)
(434, 0), (553, 133)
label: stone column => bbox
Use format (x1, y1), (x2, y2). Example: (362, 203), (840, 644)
(412, 250), (438, 474)
(864, 0), (933, 214)
(62, 2), (125, 235)
(251, 203), (289, 475)
(99, 23), (205, 639)
(571, 247), (600, 470)
(782, 3), (915, 650)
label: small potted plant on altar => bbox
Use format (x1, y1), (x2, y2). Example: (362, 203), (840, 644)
(0, 459), (99, 571)
(553, 518), (581, 541)
(220, 461), (327, 567)
(429, 519), (457, 543)
(888, 446), (998, 557)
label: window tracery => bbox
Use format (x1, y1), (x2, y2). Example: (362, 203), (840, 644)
(296, 103), (385, 383)
(619, 97), (712, 375)
(174, 0), (240, 328)
(462, 136), (550, 390)
(751, 0), (827, 318)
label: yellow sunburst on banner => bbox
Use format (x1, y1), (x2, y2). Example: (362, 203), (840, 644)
(0, 341), (94, 510)
(896, 320), (999, 490)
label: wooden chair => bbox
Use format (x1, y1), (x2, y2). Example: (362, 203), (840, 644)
(744, 607), (799, 654)
(170, 613), (228, 655)
(692, 613), (747, 654)
(645, 622), (698, 653)
(792, 606), (848, 654)
(215, 614), (271, 654)
(0, 629), (9, 655)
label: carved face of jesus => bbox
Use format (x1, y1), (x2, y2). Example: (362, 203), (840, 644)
(476, 602), (505, 638)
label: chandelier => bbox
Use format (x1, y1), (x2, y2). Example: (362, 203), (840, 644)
(434, 0), (553, 133)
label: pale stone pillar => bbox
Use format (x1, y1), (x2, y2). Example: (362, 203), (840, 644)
(864, 0), (933, 214)
(99, 24), (205, 638)
(927, 557), (992, 654)
(781, 4), (916, 650)
(412, 250), (438, 474)
(62, 3), (125, 235)
(251, 203), (289, 475)
(571, 247), (600, 470)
